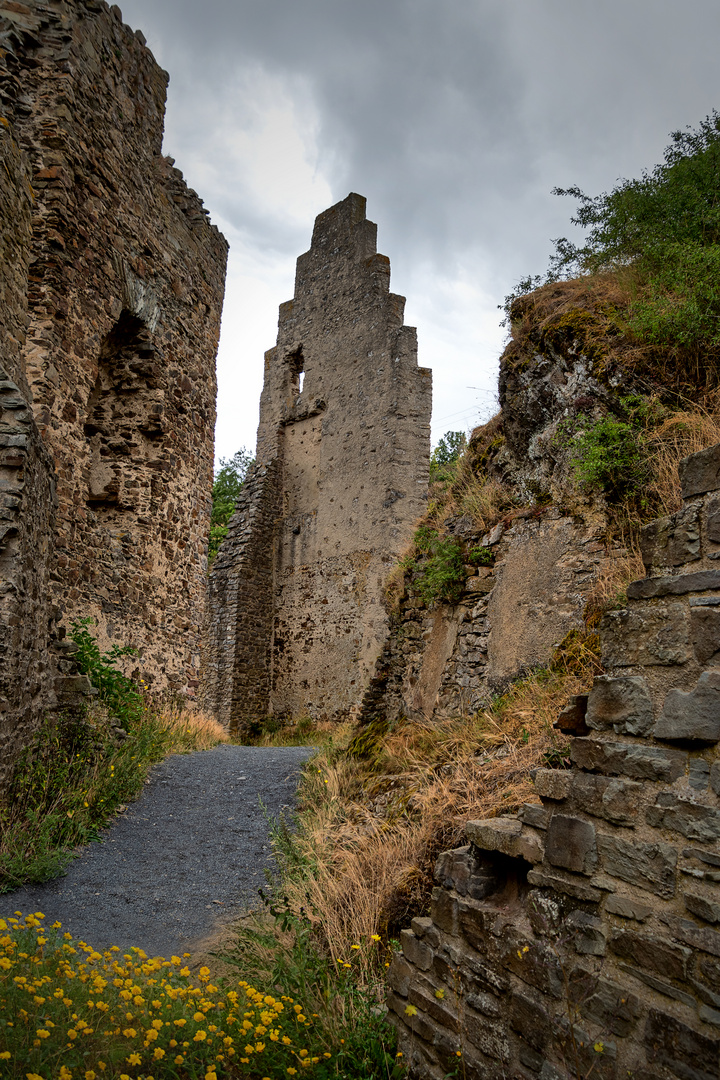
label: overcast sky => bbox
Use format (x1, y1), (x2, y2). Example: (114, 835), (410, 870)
(119, 0), (720, 463)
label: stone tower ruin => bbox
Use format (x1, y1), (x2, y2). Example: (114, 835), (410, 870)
(0, 0), (227, 790)
(204, 194), (432, 731)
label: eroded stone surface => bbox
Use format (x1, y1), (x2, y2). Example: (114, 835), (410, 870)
(586, 675), (654, 735)
(656, 671), (720, 743)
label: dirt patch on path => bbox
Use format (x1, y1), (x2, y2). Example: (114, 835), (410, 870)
(1, 744), (314, 958)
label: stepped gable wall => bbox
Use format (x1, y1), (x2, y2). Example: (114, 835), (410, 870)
(0, 0), (227, 788)
(204, 193), (432, 731)
(388, 442), (720, 1080)
(0, 0), (227, 701)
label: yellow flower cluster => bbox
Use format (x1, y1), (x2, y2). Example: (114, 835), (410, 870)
(0, 913), (334, 1079)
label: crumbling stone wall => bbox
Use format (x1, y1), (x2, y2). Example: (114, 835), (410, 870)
(388, 443), (720, 1080)
(204, 194), (431, 730)
(0, 0), (226, 787)
(358, 512), (623, 726)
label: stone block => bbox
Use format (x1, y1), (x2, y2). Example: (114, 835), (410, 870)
(604, 895), (653, 921)
(527, 867), (603, 902)
(509, 990), (550, 1051)
(585, 675), (654, 736)
(691, 607), (720, 664)
(570, 738), (687, 782)
(609, 929), (690, 981)
(628, 567), (720, 599)
(465, 991), (501, 1018)
(533, 768), (572, 800)
(574, 973), (642, 1038)
(570, 772), (643, 826)
(545, 814), (597, 875)
(429, 887), (458, 936)
(411, 916), (440, 946)
(601, 603), (690, 667)
(434, 846), (502, 901)
(519, 803), (549, 830)
(462, 1007), (510, 1061)
(663, 914), (720, 957)
(712, 763), (720, 797)
(554, 693), (590, 735)
(640, 503), (701, 568)
(646, 792), (720, 842)
(656, 671), (720, 743)
(706, 492), (720, 544)
(690, 758), (711, 790)
(679, 442), (720, 498)
(565, 909), (605, 955)
(597, 834), (677, 898)
(386, 953), (414, 996)
(401, 929), (433, 971)
(466, 817), (544, 863)
(644, 1007), (720, 1080)
(617, 963), (697, 1007)
(684, 891), (720, 925)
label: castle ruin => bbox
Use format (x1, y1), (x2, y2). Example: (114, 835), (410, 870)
(0, 0), (227, 788)
(203, 194), (432, 731)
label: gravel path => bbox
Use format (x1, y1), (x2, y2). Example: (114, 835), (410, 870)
(1, 744), (314, 958)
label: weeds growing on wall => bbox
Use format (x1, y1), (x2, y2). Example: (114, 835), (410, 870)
(70, 617), (143, 730)
(400, 525), (466, 607)
(209, 447), (254, 564)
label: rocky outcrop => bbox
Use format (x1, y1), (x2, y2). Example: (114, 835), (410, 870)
(388, 443), (720, 1080)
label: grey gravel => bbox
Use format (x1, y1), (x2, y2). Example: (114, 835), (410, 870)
(1, 744), (314, 957)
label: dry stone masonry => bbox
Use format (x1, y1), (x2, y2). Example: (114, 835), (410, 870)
(0, 0), (227, 790)
(204, 194), (432, 731)
(388, 443), (720, 1080)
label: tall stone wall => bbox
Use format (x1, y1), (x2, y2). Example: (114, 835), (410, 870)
(388, 443), (720, 1080)
(205, 194), (431, 730)
(0, 0), (227, 702)
(0, 0), (226, 788)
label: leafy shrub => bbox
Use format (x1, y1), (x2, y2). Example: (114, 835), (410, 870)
(405, 527), (466, 606)
(568, 415), (648, 500)
(468, 544), (494, 566)
(503, 110), (720, 357)
(70, 617), (143, 730)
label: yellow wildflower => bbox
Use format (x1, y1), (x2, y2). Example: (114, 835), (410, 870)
(194, 1030), (208, 1042)
(126, 1055), (142, 1067)
(405, 1005), (418, 1017)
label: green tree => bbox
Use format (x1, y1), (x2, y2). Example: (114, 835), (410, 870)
(429, 430), (467, 481)
(209, 448), (253, 563)
(503, 110), (720, 352)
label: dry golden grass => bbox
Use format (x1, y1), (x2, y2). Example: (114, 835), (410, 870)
(154, 704), (229, 752)
(646, 400), (720, 514)
(277, 671), (587, 983)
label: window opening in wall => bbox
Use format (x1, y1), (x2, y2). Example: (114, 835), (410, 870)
(84, 310), (166, 515)
(286, 345), (304, 400)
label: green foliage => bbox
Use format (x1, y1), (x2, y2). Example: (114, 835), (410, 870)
(503, 110), (720, 353)
(0, 709), (171, 892)
(429, 430), (467, 482)
(569, 416), (648, 499)
(467, 544), (494, 566)
(70, 617), (143, 730)
(407, 527), (466, 607)
(209, 447), (254, 563)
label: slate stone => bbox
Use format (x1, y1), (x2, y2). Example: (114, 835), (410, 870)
(565, 909), (605, 955)
(430, 887), (458, 935)
(679, 442), (720, 498)
(526, 868), (603, 902)
(645, 1007), (720, 1080)
(712, 762), (720, 797)
(545, 814), (597, 875)
(689, 758), (711, 790)
(618, 963), (697, 1007)
(585, 675), (654, 735)
(692, 606), (720, 664)
(466, 817), (544, 863)
(609, 928), (690, 981)
(554, 693), (590, 735)
(663, 914), (720, 957)
(597, 834), (677, 897)
(605, 895), (653, 921)
(656, 671), (720, 743)
(640, 503), (701, 568)
(646, 792), (720, 842)
(684, 891), (720, 925)
(569, 772), (643, 826)
(706, 492), (720, 545)
(519, 802), (549, 830)
(386, 953), (414, 996)
(401, 928), (434, 971)
(601, 603), (691, 667)
(509, 990), (549, 1051)
(534, 768), (572, 800)
(628, 568), (720, 599)
(574, 974), (642, 1038)
(571, 738), (687, 782)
